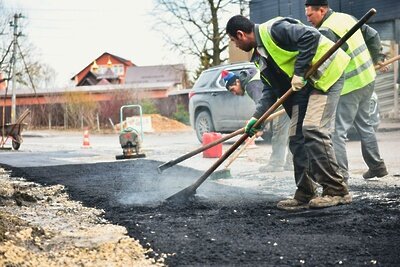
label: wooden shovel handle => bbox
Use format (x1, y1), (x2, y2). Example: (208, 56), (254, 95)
(224, 135), (257, 169)
(157, 127), (244, 172)
(375, 55), (400, 70)
(224, 109), (286, 169)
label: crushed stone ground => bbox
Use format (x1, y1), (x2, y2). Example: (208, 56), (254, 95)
(0, 169), (159, 267)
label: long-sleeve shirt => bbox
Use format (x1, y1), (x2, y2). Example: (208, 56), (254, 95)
(252, 17), (321, 118)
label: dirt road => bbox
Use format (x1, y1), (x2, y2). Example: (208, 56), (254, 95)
(0, 129), (399, 266)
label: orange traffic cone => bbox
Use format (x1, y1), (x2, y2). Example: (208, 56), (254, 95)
(82, 128), (91, 148)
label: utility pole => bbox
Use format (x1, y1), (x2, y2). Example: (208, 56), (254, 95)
(10, 13), (23, 123)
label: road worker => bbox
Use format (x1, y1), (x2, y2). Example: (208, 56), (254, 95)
(304, 0), (388, 182)
(222, 69), (293, 172)
(226, 15), (351, 210)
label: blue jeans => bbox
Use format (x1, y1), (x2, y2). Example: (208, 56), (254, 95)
(332, 82), (385, 180)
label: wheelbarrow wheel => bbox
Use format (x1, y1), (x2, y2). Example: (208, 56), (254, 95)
(12, 140), (21, 150)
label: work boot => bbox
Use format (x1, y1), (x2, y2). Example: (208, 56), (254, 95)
(276, 198), (309, 211)
(259, 164), (284, 172)
(309, 194), (352, 209)
(363, 165), (388, 179)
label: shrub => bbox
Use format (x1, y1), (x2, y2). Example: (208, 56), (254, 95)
(140, 99), (158, 114)
(172, 104), (189, 125)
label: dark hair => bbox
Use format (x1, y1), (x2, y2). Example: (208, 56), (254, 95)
(226, 15), (254, 37)
(310, 6), (325, 11)
(304, 0), (328, 6)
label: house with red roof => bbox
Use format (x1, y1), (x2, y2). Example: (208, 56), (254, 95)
(71, 52), (135, 86)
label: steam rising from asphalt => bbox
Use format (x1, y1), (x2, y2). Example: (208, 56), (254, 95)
(115, 160), (200, 206)
(114, 159), (269, 207)
(117, 174), (197, 206)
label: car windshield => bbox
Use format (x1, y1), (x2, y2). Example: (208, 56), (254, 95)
(192, 70), (218, 90)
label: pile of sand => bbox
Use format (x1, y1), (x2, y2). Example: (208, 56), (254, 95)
(148, 114), (191, 132)
(115, 114), (191, 133)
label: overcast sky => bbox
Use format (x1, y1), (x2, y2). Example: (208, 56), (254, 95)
(3, 0), (185, 87)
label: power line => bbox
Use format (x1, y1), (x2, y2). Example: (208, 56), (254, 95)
(2, 7), (99, 13)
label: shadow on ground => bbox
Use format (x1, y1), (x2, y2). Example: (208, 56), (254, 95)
(3, 159), (400, 266)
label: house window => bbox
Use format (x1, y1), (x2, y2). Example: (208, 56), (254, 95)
(113, 64), (124, 75)
(96, 64), (124, 75)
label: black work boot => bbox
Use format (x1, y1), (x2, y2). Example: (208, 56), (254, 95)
(363, 165), (388, 179)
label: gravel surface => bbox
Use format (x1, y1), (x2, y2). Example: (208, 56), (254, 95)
(0, 169), (157, 266)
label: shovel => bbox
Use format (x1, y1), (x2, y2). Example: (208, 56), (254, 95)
(210, 108), (286, 180)
(375, 54), (400, 70)
(165, 8), (377, 205)
(157, 127), (244, 173)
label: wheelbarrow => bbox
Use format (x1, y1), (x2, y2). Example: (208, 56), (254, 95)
(0, 109), (30, 150)
(0, 123), (27, 150)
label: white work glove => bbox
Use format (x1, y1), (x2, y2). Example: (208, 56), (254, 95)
(291, 74), (307, 91)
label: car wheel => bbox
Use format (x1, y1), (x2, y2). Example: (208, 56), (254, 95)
(195, 111), (215, 143)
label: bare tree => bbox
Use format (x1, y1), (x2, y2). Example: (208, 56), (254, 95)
(153, 0), (249, 78)
(0, 1), (57, 127)
(0, 2), (56, 90)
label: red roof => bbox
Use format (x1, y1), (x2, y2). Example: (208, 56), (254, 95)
(71, 52), (135, 83)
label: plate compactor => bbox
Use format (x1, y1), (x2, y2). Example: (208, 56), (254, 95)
(115, 105), (146, 160)
(116, 127), (145, 159)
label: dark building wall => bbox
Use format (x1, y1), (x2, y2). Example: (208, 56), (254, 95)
(250, 0), (400, 41)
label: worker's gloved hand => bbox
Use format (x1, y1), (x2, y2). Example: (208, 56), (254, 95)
(376, 61), (390, 73)
(245, 117), (262, 137)
(291, 74), (307, 91)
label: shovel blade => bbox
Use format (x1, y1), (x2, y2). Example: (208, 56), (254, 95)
(165, 185), (196, 205)
(157, 161), (172, 173)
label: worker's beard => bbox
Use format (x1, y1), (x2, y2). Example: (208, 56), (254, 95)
(241, 43), (254, 52)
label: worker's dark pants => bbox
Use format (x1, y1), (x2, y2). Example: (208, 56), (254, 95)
(332, 82), (385, 180)
(286, 76), (349, 203)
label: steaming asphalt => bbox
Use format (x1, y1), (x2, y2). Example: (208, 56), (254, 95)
(0, 129), (293, 205)
(1, 129), (399, 203)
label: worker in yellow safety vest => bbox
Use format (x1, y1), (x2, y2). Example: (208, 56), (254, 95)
(226, 14), (351, 211)
(305, 0), (389, 182)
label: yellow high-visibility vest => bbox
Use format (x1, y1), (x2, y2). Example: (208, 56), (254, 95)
(321, 12), (376, 95)
(258, 17), (350, 92)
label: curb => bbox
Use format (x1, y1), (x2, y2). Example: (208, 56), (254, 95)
(378, 127), (400, 133)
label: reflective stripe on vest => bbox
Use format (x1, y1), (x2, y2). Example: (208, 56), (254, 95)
(258, 17), (350, 92)
(321, 12), (376, 95)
